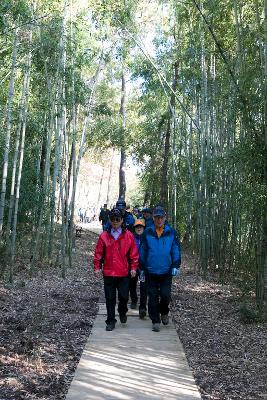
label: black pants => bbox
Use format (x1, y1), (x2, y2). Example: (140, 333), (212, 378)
(104, 276), (129, 324)
(147, 274), (172, 324)
(139, 281), (147, 311)
(129, 275), (138, 303)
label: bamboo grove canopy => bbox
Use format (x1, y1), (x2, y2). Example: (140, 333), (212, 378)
(0, 0), (266, 315)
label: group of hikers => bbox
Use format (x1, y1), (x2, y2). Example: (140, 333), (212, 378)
(78, 207), (96, 224)
(94, 199), (181, 333)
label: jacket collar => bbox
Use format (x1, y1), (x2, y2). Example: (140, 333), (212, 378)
(147, 223), (171, 236)
(107, 225), (127, 234)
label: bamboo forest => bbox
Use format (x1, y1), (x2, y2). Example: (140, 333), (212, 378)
(0, 1), (266, 399)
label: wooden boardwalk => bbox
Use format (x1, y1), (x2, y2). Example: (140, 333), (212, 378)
(66, 304), (201, 400)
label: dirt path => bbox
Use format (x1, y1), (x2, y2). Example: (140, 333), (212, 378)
(0, 230), (266, 400)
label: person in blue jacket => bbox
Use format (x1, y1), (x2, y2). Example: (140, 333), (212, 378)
(104, 199), (135, 232)
(140, 205), (181, 332)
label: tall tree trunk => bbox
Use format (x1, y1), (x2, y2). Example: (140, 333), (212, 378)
(9, 11), (34, 281)
(160, 118), (171, 208)
(264, 0), (267, 314)
(68, 0), (77, 259)
(6, 72), (28, 246)
(160, 60), (179, 210)
(96, 166), (105, 212)
(106, 148), (114, 206)
(0, 29), (19, 235)
(119, 72), (126, 200)
(258, 0), (267, 314)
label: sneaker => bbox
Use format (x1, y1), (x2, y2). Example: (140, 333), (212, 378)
(119, 314), (127, 324)
(106, 322), (115, 331)
(161, 314), (169, 325)
(152, 323), (160, 332)
(139, 309), (146, 319)
(130, 302), (137, 309)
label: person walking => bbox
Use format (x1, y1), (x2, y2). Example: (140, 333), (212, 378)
(140, 205), (181, 332)
(99, 203), (109, 231)
(93, 208), (139, 331)
(129, 218), (146, 310)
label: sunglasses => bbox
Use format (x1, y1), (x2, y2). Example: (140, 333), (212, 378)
(110, 217), (122, 222)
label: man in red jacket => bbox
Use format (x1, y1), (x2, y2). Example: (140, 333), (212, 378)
(94, 208), (139, 331)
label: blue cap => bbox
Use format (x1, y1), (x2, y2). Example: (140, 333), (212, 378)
(142, 207), (152, 214)
(116, 199), (126, 209)
(153, 206), (166, 217)
(109, 208), (122, 218)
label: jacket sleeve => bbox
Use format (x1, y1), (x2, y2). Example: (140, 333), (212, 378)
(128, 233), (139, 271)
(171, 229), (181, 268)
(93, 235), (105, 271)
(139, 231), (148, 269)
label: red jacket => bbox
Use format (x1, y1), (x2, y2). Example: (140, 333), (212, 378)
(94, 229), (139, 277)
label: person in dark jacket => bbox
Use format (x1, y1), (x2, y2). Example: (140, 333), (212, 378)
(133, 219), (148, 319)
(94, 208), (139, 331)
(133, 206), (143, 219)
(104, 199), (135, 231)
(140, 206), (181, 332)
(142, 207), (154, 228)
(99, 204), (109, 231)
(129, 218), (146, 310)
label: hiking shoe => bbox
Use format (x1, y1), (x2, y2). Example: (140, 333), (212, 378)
(119, 314), (127, 324)
(130, 302), (137, 309)
(106, 322), (115, 331)
(152, 323), (160, 332)
(161, 314), (169, 325)
(139, 309), (146, 319)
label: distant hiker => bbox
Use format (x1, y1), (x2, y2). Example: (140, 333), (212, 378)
(142, 207), (154, 228)
(132, 206), (143, 219)
(78, 207), (83, 223)
(99, 204), (109, 231)
(104, 199), (135, 232)
(140, 205), (181, 332)
(79, 207), (86, 223)
(93, 208), (139, 331)
(131, 218), (148, 318)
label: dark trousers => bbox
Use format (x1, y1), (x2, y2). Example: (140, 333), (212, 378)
(129, 275), (138, 303)
(147, 274), (172, 324)
(104, 276), (129, 324)
(139, 281), (147, 311)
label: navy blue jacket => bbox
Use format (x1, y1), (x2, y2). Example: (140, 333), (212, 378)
(134, 233), (143, 253)
(140, 224), (181, 275)
(144, 217), (154, 228)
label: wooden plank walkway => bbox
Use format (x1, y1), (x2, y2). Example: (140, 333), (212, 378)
(66, 304), (201, 400)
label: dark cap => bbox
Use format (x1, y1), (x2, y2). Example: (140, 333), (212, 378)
(109, 208), (122, 218)
(142, 207), (152, 214)
(116, 199), (126, 209)
(153, 206), (166, 217)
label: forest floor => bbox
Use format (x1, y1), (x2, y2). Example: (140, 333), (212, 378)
(0, 228), (266, 400)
